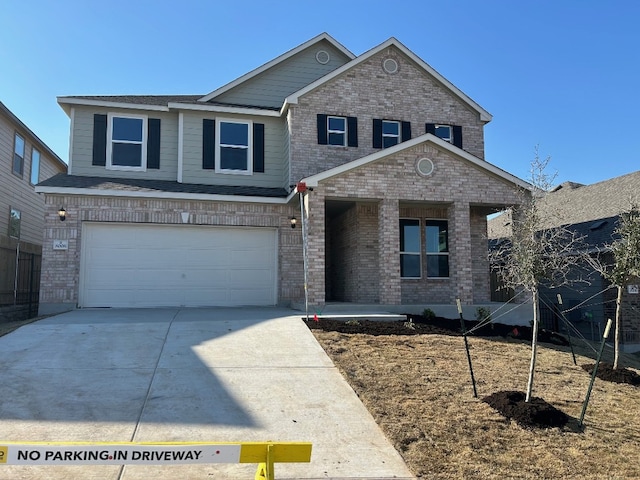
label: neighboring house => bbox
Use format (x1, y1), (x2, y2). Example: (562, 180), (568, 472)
(37, 33), (528, 315)
(0, 101), (67, 316)
(488, 172), (640, 351)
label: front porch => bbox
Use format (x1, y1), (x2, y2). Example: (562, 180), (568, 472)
(302, 195), (501, 308)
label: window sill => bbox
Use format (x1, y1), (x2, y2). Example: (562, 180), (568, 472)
(214, 170), (253, 176)
(106, 165), (147, 172)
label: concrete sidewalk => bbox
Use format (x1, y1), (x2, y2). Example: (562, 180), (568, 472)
(0, 307), (414, 479)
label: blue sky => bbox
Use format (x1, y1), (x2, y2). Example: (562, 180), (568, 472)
(1, 0), (638, 186)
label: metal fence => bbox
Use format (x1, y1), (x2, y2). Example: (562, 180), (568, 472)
(0, 244), (41, 317)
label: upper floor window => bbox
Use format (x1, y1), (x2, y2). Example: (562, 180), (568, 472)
(434, 125), (452, 143)
(317, 114), (358, 147)
(373, 119), (411, 149)
(30, 149), (40, 185)
(13, 133), (25, 176)
(426, 123), (462, 149)
(8, 208), (21, 239)
(216, 120), (252, 174)
(202, 119), (264, 174)
(107, 114), (147, 170)
(400, 219), (421, 278)
(382, 121), (400, 148)
(426, 220), (449, 278)
(327, 116), (346, 146)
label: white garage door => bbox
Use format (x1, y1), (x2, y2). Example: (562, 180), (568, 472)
(80, 223), (277, 308)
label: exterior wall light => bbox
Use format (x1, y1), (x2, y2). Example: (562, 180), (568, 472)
(58, 208), (66, 221)
(290, 216), (297, 229)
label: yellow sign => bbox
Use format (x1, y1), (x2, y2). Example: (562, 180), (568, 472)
(0, 441), (311, 480)
(0, 443), (240, 465)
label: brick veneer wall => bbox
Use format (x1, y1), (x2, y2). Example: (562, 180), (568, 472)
(289, 45), (486, 186)
(471, 208), (492, 303)
(304, 142), (522, 305)
(39, 195), (303, 311)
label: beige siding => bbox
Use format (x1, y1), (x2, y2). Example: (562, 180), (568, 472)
(70, 106), (178, 181)
(0, 110), (66, 246)
(215, 39), (351, 109)
(181, 111), (287, 189)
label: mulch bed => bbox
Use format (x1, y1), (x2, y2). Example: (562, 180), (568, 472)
(306, 314), (570, 346)
(482, 390), (570, 429)
(581, 362), (640, 386)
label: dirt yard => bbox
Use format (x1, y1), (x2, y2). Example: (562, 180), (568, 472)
(308, 317), (640, 479)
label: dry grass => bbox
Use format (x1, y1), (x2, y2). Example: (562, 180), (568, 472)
(311, 330), (640, 479)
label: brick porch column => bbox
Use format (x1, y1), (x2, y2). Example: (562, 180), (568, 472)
(305, 190), (326, 307)
(378, 198), (401, 304)
(450, 201), (473, 304)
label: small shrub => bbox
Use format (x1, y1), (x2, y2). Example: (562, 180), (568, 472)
(404, 319), (416, 330)
(345, 319), (361, 326)
(422, 308), (436, 320)
(475, 307), (492, 322)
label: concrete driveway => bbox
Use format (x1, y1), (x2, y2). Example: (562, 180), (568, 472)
(0, 307), (414, 479)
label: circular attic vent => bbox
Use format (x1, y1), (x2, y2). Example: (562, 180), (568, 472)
(416, 157), (435, 177)
(383, 58), (399, 74)
(316, 50), (330, 64)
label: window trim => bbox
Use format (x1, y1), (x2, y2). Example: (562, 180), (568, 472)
(382, 120), (400, 148)
(215, 118), (253, 175)
(30, 148), (41, 185)
(8, 207), (21, 239)
(13, 132), (25, 177)
(434, 125), (453, 143)
(400, 218), (422, 279)
(327, 115), (347, 147)
(425, 219), (450, 279)
(106, 113), (148, 171)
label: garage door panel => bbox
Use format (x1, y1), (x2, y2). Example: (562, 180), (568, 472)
(229, 269), (273, 285)
(80, 224), (277, 308)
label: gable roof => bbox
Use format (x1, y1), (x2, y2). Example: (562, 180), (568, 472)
(284, 37), (492, 122)
(301, 132), (528, 189)
(199, 33), (355, 103)
(56, 34), (491, 122)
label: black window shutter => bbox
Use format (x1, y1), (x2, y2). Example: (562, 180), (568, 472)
(372, 119), (382, 148)
(347, 116), (358, 147)
(92, 114), (107, 166)
(202, 119), (215, 170)
(317, 114), (327, 145)
(425, 123), (435, 135)
(401, 121), (411, 142)
(452, 125), (463, 148)
(147, 118), (161, 169)
(253, 123), (265, 173)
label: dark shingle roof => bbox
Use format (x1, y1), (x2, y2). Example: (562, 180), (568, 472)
(540, 170), (640, 228)
(59, 95), (280, 111)
(61, 95), (203, 106)
(38, 173), (289, 198)
(488, 171), (640, 249)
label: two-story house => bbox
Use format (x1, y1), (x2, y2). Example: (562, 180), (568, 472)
(1, 101), (67, 316)
(36, 33), (528, 315)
